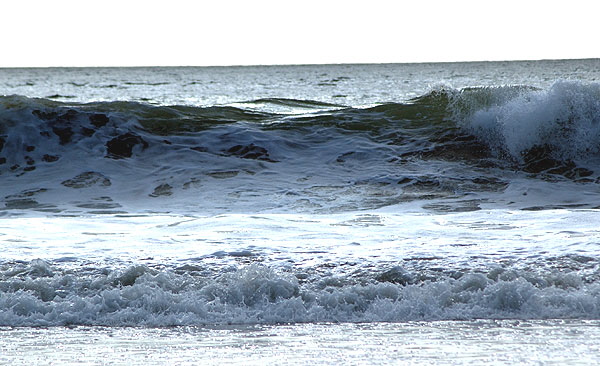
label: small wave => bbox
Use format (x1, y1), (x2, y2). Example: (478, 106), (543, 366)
(46, 94), (76, 100)
(245, 98), (346, 109)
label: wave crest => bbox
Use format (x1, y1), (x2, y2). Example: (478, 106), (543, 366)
(454, 81), (600, 164)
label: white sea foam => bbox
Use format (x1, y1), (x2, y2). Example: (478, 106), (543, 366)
(0, 261), (599, 326)
(459, 81), (600, 162)
(1, 208), (598, 327)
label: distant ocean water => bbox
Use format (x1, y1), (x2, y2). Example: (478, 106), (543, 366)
(2, 60), (600, 364)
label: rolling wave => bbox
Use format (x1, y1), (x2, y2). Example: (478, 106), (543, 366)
(1, 81), (599, 214)
(2, 81), (600, 176)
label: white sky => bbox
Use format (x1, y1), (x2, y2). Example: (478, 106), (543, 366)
(1, 0), (597, 67)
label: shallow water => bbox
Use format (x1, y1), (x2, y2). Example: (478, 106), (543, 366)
(3, 320), (600, 365)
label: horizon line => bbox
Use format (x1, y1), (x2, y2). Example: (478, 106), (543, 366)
(1, 57), (598, 69)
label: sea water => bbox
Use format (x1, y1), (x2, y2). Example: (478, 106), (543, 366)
(1, 60), (600, 364)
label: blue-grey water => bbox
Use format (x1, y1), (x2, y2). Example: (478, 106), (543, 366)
(1, 60), (600, 364)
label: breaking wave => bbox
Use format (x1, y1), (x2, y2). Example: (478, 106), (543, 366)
(1, 80), (600, 214)
(2, 81), (600, 172)
(455, 81), (600, 165)
(1, 260), (599, 326)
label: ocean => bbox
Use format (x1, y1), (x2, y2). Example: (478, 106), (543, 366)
(1, 60), (600, 364)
